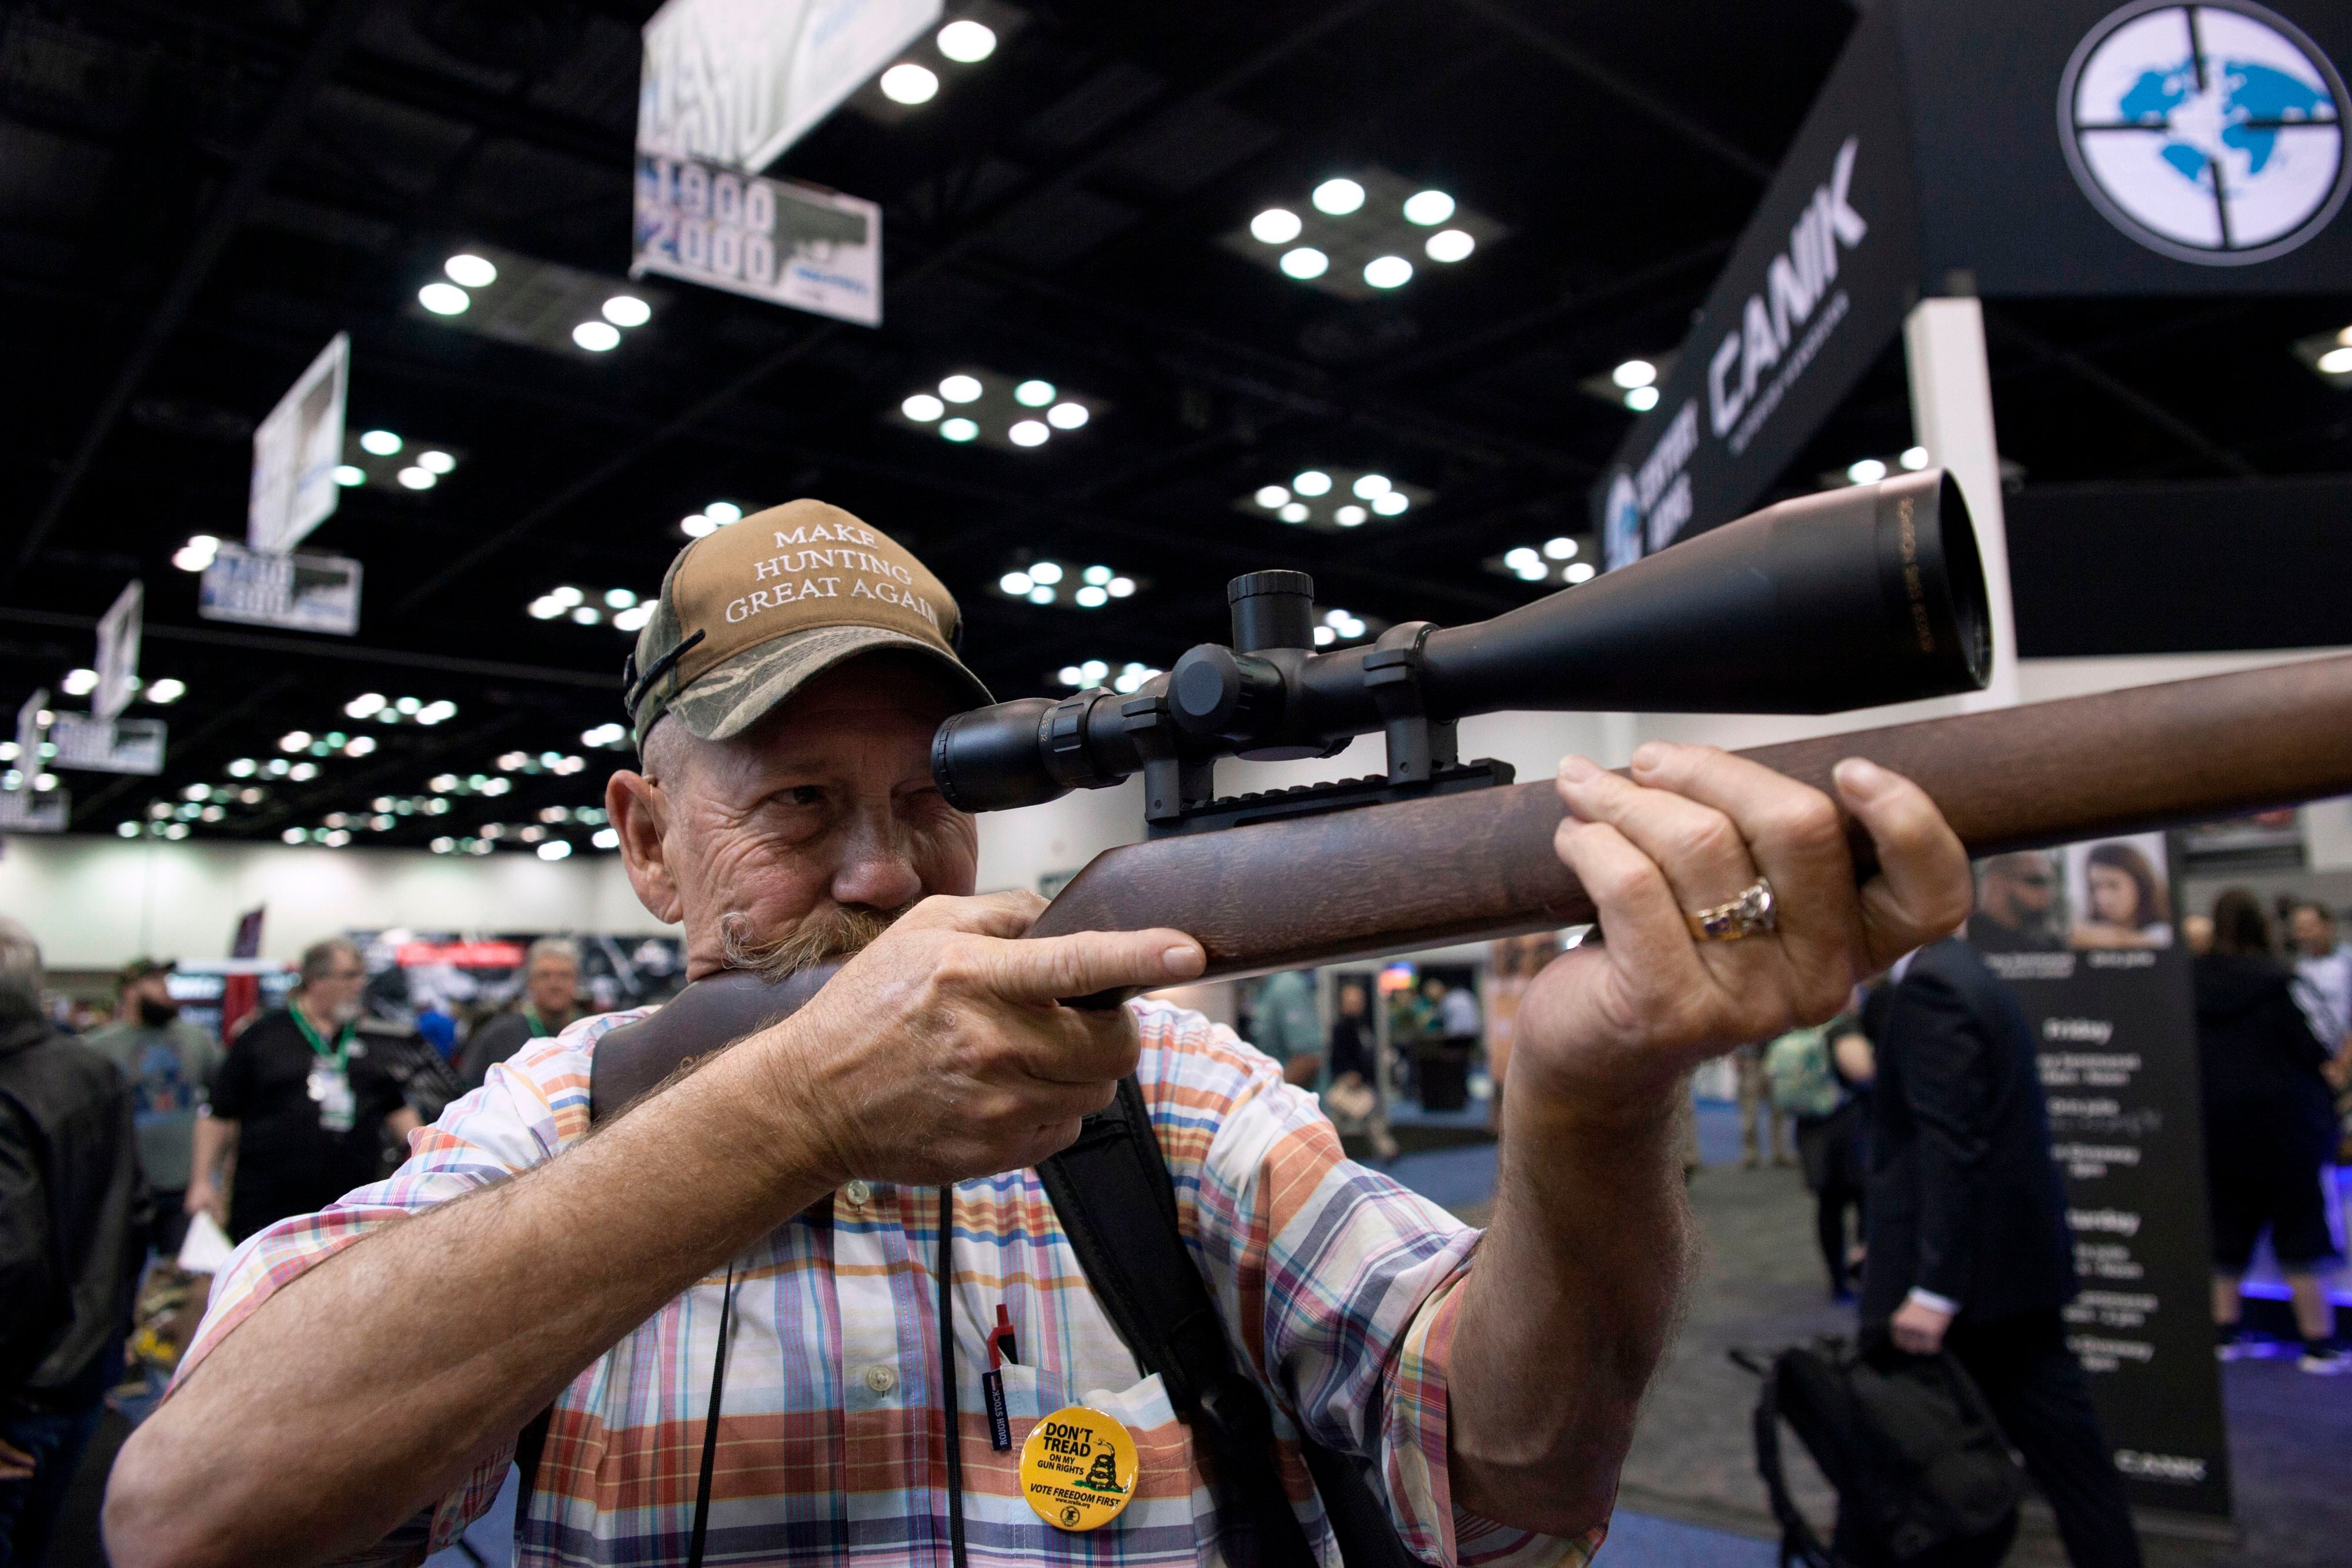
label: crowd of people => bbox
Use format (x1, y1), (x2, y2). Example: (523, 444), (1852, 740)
(0, 922), (593, 1564)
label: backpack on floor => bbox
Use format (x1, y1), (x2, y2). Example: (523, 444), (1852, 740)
(1736, 1338), (2022, 1568)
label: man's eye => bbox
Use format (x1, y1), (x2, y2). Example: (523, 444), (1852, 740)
(785, 785), (826, 807)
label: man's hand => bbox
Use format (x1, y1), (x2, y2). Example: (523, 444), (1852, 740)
(1511, 744), (1972, 1115)
(183, 1181), (224, 1225)
(1891, 1296), (1955, 1355)
(762, 891), (1205, 1186)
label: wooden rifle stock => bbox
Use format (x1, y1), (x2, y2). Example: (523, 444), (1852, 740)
(1026, 653), (2352, 977)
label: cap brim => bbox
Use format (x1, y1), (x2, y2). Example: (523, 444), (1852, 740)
(662, 623), (993, 744)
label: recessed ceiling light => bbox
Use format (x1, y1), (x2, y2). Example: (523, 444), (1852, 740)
(2317, 345), (2352, 375)
(418, 282), (470, 315)
(333, 464), (366, 487)
(1000, 571), (1034, 595)
(939, 374), (982, 403)
(1424, 229), (1475, 263)
(60, 668), (98, 695)
(1107, 576), (1135, 598)
(680, 514), (714, 538)
(1278, 247), (1329, 280)
(550, 586), (583, 607)
(146, 677), (185, 703)
(1543, 537), (1579, 560)
(416, 449), (455, 474)
(1363, 255), (1412, 289)
(1014, 379), (1055, 407)
(445, 253), (496, 287)
(1027, 585), (1055, 605)
(1402, 189), (1455, 226)
(940, 417), (978, 442)
(1083, 564), (1112, 586)
(937, 18), (996, 62)
(1292, 470), (1332, 497)
(1045, 402), (1088, 430)
(1623, 386), (1660, 412)
(1612, 359), (1658, 389)
(1371, 491), (1408, 516)
(881, 62), (938, 104)
(1900, 445), (1930, 471)
(1311, 178), (1365, 216)
(1335, 505), (1367, 526)
(902, 393), (945, 422)
(1255, 485), (1291, 509)
(1847, 458), (1887, 484)
(573, 320), (620, 352)
(1565, 562), (1596, 584)
(705, 501), (743, 523)
(1278, 502), (1309, 523)
(1028, 561), (1063, 585)
(1075, 585), (1108, 607)
(1250, 208), (1302, 245)
(359, 429), (402, 456)
(604, 588), (638, 609)
(602, 295), (651, 327)
(397, 466), (436, 490)
(1009, 420), (1049, 447)
(1351, 473), (1391, 499)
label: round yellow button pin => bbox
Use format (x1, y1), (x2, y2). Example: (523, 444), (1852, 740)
(1020, 1403), (1138, 1532)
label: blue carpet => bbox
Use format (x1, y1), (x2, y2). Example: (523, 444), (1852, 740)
(1598, 1509), (1779, 1566)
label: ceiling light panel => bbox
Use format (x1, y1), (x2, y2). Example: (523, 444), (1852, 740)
(1486, 541), (1600, 589)
(336, 432), (466, 494)
(1232, 467), (1432, 533)
(403, 242), (664, 359)
(884, 367), (1104, 453)
(1218, 167), (1506, 302)
(990, 557), (1144, 610)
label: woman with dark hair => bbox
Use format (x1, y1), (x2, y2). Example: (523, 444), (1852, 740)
(2196, 889), (2347, 1373)
(2072, 841), (2174, 950)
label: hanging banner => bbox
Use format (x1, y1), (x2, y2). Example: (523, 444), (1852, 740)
(198, 541), (363, 637)
(249, 333), (351, 554)
(633, 155), (882, 325)
(637, 0), (942, 174)
(49, 713), (166, 776)
(0, 786), (66, 833)
(93, 580), (142, 721)
(1970, 837), (2232, 1517)
(13, 688), (46, 775)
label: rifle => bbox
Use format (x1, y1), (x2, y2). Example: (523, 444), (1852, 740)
(592, 470), (2352, 1107)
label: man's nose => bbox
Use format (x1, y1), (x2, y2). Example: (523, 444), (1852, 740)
(830, 805), (924, 911)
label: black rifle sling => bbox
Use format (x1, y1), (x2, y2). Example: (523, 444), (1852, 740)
(1038, 1076), (1417, 1568)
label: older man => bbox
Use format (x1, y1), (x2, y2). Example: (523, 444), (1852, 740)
(459, 937), (585, 1091)
(106, 502), (1971, 1568)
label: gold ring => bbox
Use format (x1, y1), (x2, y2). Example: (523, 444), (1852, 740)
(1686, 878), (1776, 942)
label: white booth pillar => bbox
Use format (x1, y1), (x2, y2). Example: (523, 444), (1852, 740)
(1903, 297), (2019, 710)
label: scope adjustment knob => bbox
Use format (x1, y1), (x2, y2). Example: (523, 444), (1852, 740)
(1170, 644), (1282, 742)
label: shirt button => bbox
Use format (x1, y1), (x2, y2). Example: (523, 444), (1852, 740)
(863, 1363), (897, 1395)
(843, 1179), (873, 1208)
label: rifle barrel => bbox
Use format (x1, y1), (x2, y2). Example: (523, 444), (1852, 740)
(1026, 653), (2352, 977)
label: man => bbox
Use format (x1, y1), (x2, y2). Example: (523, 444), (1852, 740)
(1247, 969), (1323, 1088)
(1861, 937), (2141, 1568)
(459, 938), (584, 1091)
(185, 939), (419, 1244)
(1436, 977), (1483, 1040)
(85, 958), (222, 1259)
(0, 918), (148, 1564)
(106, 501), (1972, 1568)
(2286, 901), (2352, 1054)
(1966, 851), (2064, 954)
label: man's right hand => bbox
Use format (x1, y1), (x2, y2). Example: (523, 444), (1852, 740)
(762, 891), (1205, 1186)
(183, 1181), (224, 1225)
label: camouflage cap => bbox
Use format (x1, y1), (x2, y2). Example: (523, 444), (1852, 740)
(624, 500), (990, 748)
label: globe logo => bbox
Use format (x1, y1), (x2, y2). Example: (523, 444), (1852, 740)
(1603, 471), (1643, 571)
(2059, 0), (2346, 265)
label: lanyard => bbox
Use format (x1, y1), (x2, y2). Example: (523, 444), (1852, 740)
(290, 1006), (353, 1074)
(523, 1007), (551, 1039)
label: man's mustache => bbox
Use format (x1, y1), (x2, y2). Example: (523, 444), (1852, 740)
(718, 905), (901, 982)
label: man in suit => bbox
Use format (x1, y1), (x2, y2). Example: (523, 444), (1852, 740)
(1860, 936), (2142, 1568)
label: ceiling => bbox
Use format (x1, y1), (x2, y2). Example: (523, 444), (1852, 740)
(2, 0), (2347, 857)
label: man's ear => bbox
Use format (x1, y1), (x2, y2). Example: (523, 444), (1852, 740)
(607, 770), (685, 925)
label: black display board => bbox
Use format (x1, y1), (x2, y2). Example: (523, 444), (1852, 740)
(1596, 0), (2350, 564)
(1972, 837), (2231, 1517)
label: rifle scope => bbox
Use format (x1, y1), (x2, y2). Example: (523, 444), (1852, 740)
(933, 467), (1989, 817)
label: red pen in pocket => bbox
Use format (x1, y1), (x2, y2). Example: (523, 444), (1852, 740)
(982, 1303), (1017, 1451)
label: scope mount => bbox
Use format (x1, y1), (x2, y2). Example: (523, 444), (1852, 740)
(1123, 573), (1514, 839)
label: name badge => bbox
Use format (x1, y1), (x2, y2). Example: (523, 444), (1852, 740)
(308, 1062), (356, 1132)
(1020, 1403), (1137, 1532)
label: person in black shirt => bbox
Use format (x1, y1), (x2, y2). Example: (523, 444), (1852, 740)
(1966, 851), (2065, 954)
(188, 939), (417, 1243)
(458, 938), (583, 1091)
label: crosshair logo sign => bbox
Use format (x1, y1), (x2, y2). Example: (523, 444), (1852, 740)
(2059, 1), (2347, 264)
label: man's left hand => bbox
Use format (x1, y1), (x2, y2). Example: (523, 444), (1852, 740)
(1891, 1297), (1955, 1355)
(1509, 743), (1972, 1116)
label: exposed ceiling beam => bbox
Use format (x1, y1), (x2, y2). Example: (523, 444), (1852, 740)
(6, 0), (378, 589)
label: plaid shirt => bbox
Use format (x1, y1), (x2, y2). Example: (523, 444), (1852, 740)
(178, 999), (1599, 1568)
